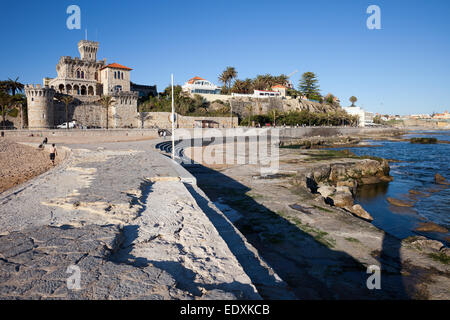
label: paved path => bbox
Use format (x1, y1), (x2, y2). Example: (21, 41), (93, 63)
(0, 140), (276, 299)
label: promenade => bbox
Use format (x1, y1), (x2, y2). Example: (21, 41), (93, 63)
(0, 139), (290, 299)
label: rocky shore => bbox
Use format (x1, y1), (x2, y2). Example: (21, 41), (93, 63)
(183, 136), (450, 299)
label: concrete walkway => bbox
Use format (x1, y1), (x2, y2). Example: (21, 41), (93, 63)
(0, 139), (277, 299)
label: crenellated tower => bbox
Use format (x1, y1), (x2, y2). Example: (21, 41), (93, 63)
(24, 85), (56, 129)
(78, 40), (99, 62)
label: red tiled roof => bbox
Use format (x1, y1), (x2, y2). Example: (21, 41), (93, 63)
(101, 63), (132, 71)
(188, 76), (205, 84)
(272, 84), (287, 89)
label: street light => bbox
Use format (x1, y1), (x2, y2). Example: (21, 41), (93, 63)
(171, 73), (175, 160)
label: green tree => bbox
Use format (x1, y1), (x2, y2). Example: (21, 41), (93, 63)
(0, 91), (17, 129)
(218, 67), (237, 94)
(7, 77), (24, 96)
(298, 72), (321, 100)
(245, 104), (254, 127)
(55, 94), (74, 129)
(97, 96), (115, 129)
(349, 96), (357, 106)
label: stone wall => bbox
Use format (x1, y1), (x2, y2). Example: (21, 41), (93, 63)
(196, 94), (337, 116)
(140, 112), (237, 129)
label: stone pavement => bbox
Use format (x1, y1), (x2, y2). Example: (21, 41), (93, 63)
(0, 139), (284, 299)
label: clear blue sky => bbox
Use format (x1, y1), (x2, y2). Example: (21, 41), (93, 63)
(1, 0), (449, 115)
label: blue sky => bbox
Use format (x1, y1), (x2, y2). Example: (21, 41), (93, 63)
(1, 0), (449, 115)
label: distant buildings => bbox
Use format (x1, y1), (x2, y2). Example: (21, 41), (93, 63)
(231, 89), (282, 98)
(182, 77), (221, 95)
(409, 114), (432, 119)
(343, 105), (374, 127)
(271, 85), (288, 97)
(432, 110), (450, 119)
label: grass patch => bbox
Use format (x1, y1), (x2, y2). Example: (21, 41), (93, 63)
(428, 252), (450, 264)
(245, 192), (264, 199)
(345, 237), (361, 243)
(312, 205), (333, 213)
(305, 149), (385, 164)
(292, 219), (336, 248)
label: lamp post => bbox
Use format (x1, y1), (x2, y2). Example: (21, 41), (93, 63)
(171, 74), (175, 160)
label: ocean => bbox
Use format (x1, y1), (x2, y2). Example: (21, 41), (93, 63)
(336, 130), (450, 245)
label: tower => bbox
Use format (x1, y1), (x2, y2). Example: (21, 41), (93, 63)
(78, 40), (99, 62)
(24, 85), (56, 129)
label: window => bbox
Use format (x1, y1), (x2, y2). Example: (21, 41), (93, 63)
(121, 72), (123, 80)
(81, 71), (84, 79)
(114, 72), (117, 79)
(77, 70), (80, 78)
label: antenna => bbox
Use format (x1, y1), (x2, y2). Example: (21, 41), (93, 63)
(85, 29), (87, 40)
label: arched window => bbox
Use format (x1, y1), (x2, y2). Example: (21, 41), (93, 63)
(77, 70), (80, 79)
(81, 71), (84, 79)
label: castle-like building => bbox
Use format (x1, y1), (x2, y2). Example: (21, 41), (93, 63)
(25, 40), (156, 129)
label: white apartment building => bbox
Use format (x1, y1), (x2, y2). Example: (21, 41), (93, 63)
(344, 106), (374, 127)
(232, 90), (281, 99)
(182, 76), (221, 95)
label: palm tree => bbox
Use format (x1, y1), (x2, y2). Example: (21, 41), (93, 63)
(218, 71), (229, 92)
(271, 109), (279, 127)
(55, 94), (74, 129)
(349, 96), (357, 106)
(7, 77), (24, 96)
(97, 96), (115, 129)
(0, 91), (16, 129)
(231, 79), (247, 94)
(245, 104), (254, 127)
(219, 67), (237, 94)
(225, 67), (237, 92)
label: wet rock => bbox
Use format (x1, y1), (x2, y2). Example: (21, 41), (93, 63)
(415, 222), (448, 234)
(379, 176), (394, 182)
(409, 189), (424, 195)
(347, 204), (373, 221)
(361, 176), (382, 184)
(387, 197), (415, 207)
(435, 173), (449, 185)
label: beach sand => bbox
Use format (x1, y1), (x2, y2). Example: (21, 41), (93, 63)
(0, 139), (56, 193)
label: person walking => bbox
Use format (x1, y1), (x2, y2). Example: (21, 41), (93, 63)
(50, 144), (57, 166)
(163, 130), (167, 140)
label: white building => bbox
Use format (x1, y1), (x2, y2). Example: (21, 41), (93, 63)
(232, 90), (281, 99)
(344, 106), (374, 127)
(182, 76), (221, 95)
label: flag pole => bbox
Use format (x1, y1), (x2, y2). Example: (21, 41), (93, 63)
(171, 73), (175, 160)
